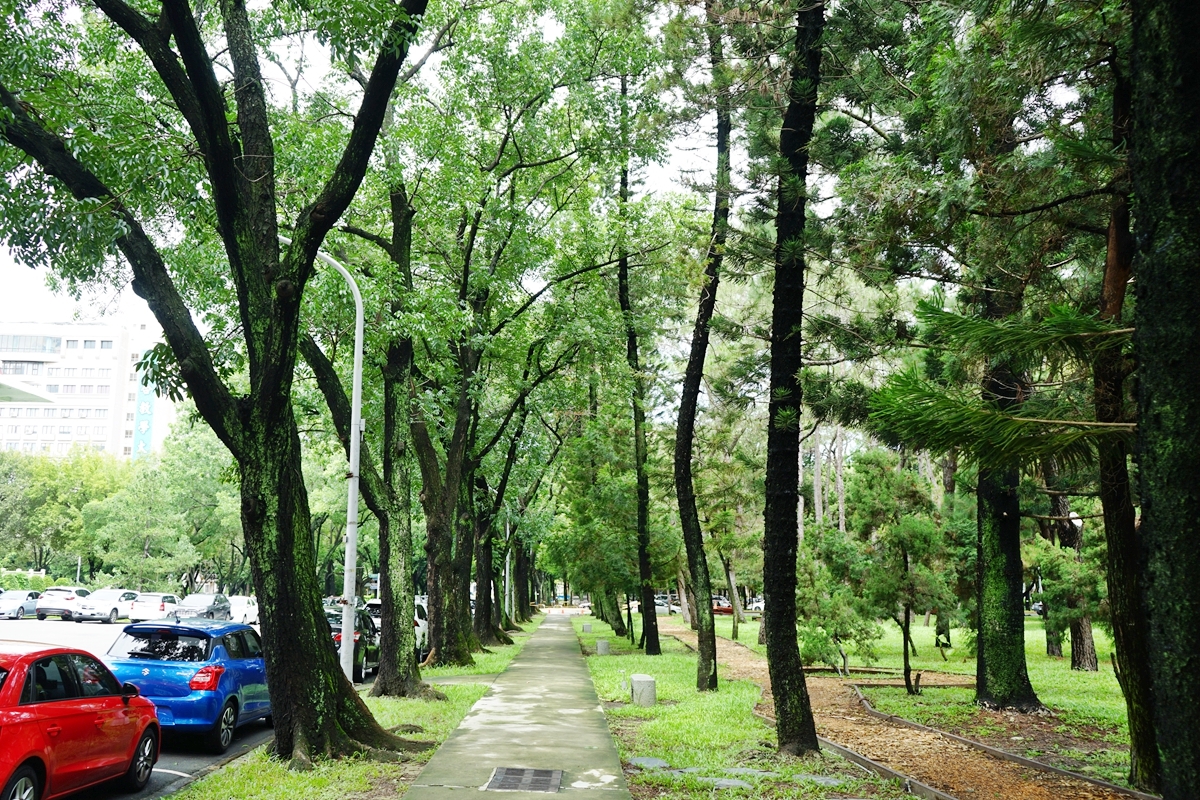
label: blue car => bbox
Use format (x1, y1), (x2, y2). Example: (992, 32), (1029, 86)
(104, 619), (270, 753)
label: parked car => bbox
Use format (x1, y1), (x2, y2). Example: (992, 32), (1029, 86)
(0, 590), (40, 620)
(323, 606), (380, 682)
(105, 619), (270, 754)
(176, 593), (231, 620)
(129, 593), (179, 622)
(35, 587), (92, 621)
(712, 596), (733, 615)
(746, 597), (764, 612)
(228, 596), (258, 625)
(0, 640), (159, 800)
(74, 589), (139, 624)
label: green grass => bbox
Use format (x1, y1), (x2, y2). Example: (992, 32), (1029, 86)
(421, 614), (544, 678)
(173, 685), (488, 800)
(573, 616), (910, 800)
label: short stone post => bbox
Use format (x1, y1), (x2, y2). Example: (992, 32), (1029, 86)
(582, 623), (592, 633)
(630, 674), (656, 706)
(596, 639), (610, 655)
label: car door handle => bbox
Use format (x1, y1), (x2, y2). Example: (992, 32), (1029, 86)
(94, 718), (106, 729)
(46, 724), (61, 736)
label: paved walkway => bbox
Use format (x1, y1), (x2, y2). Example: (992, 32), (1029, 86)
(405, 615), (630, 800)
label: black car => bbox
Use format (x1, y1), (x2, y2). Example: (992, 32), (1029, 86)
(324, 606), (380, 682)
(177, 593), (233, 620)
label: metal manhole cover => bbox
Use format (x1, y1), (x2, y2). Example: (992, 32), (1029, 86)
(484, 768), (563, 793)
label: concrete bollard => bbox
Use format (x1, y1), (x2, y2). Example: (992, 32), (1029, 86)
(630, 674), (656, 707)
(582, 623), (592, 633)
(596, 639), (610, 655)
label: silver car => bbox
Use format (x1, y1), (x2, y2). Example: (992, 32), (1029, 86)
(0, 589), (40, 619)
(75, 588), (139, 623)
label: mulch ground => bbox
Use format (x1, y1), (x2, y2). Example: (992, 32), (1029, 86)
(658, 619), (1137, 800)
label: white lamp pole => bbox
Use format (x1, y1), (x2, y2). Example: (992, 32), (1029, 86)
(280, 235), (364, 683)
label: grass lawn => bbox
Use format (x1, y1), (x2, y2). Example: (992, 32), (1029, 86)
(421, 613), (544, 677)
(574, 615), (910, 800)
(172, 684), (487, 800)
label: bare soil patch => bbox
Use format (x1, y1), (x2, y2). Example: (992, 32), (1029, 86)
(658, 619), (1136, 800)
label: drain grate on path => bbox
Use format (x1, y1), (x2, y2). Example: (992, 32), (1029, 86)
(484, 768), (564, 793)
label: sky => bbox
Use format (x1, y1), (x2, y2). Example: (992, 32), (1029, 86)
(0, 248), (158, 328)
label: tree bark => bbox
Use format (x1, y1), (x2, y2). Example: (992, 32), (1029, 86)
(1130, 2), (1200, 793)
(673, 0), (728, 689)
(616, 75), (660, 657)
(762, 0), (823, 756)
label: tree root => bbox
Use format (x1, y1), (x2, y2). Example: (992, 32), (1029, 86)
(388, 724), (425, 734)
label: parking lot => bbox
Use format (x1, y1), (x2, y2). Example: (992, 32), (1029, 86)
(1, 617), (273, 799)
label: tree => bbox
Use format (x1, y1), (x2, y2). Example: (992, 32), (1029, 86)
(761, 0), (823, 756)
(0, 0), (430, 764)
(1129, 0), (1200, 794)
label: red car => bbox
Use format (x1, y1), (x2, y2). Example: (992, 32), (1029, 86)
(0, 641), (159, 800)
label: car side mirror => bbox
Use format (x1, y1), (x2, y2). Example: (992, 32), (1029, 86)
(121, 682), (140, 704)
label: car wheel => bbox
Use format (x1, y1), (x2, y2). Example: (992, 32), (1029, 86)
(14, 607), (23, 620)
(1, 764), (39, 800)
(122, 728), (157, 791)
(206, 699), (238, 754)
(36, 613), (45, 621)
(106, 609), (118, 624)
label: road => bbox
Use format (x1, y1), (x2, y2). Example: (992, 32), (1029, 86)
(1, 617), (274, 799)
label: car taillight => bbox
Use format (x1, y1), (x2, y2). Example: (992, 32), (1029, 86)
(188, 665), (225, 691)
(413, 620), (419, 627)
(333, 632), (361, 643)
(159, 602), (165, 611)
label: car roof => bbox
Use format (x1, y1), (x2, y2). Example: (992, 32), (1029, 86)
(44, 586), (87, 592)
(121, 619), (252, 638)
(0, 640), (80, 669)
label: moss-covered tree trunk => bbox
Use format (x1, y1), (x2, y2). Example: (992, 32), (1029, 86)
(1130, 2), (1200, 794)
(762, 0), (823, 756)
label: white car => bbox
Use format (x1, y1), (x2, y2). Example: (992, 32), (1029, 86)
(0, 589), (40, 619)
(75, 588), (139, 623)
(747, 598), (764, 612)
(415, 596), (429, 659)
(229, 595), (259, 624)
(35, 586), (91, 620)
(129, 592), (180, 621)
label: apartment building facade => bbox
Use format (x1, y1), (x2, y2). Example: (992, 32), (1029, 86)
(0, 321), (174, 458)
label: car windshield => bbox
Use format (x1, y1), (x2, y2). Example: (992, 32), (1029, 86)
(324, 609), (350, 629)
(180, 594), (214, 606)
(109, 630), (212, 662)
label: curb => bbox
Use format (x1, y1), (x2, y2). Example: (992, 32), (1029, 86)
(849, 685), (1160, 800)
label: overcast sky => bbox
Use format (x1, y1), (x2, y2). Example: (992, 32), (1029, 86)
(0, 248), (158, 328)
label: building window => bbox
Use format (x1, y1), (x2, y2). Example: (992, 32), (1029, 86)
(47, 368), (60, 376)
(81, 368), (94, 377)
(126, 413), (134, 421)
(128, 393), (136, 401)
(46, 385), (59, 393)
(124, 430), (133, 439)
(43, 409), (56, 418)
(61, 385), (75, 394)
(94, 409), (107, 418)
(98, 368), (111, 377)
(21, 442), (34, 453)
(6, 442), (17, 451)
(6, 408), (17, 417)
(83, 340), (96, 349)
(129, 372), (137, 382)
(25, 408), (37, 417)
(93, 426), (106, 436)
(59, 426), (71, 435)
(92, 443), (104, 451)
(66, 340), (78, 349)
(101, 340), (113, 349)
(78, 409), (90, 419)
(57, 443), (69, 454)
(6, 425), (16, 434)
(130, 354), (138, 363)
(41, 425), (53, 435)
(96, 385), (110, 394)
(60, 409), (72, 418)
(64, 368), (76, 377)
(123, 446), (132, 456)
(24, 426), (37, 435)
(40, 443), (51, 452)
(77, 426), (88, 435)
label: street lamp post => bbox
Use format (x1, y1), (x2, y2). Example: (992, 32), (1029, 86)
(280, 235), (364, 683)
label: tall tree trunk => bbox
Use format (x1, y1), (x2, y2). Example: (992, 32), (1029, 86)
(617, 75), (660, 657)
(762, 1), (823, 756)
(673, 0), (728, 689)
(813, 427), (824, 525)
(1130, 2), (1200, 793)
(976, 373), (1042, 711)
(1042, 458), (1096, 670)
(1091, 54), (1162, 793)
(835, 425), (846, 533)
(514, 540), (530, 623)
(472, 477), (501, 646)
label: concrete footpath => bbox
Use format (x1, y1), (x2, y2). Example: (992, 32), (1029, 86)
(404, 614), (630, 800)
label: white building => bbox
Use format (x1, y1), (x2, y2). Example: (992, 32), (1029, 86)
(0, 321), (175, 458)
